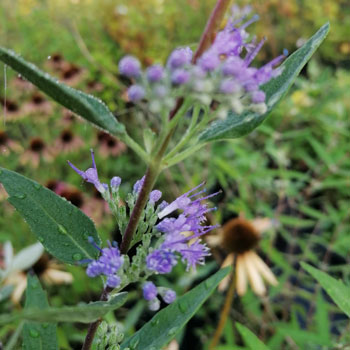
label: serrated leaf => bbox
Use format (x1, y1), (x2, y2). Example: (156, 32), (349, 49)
(0, 291), (128, 324)
(236, 323), (271, 350)
(22, 274), (58, 350)
(0, 47), (125, 136)
(301, 262), (350, 318)
(0, 167), (100, 264)
(120, 267), (230, 350)
(199, 22), (330, 141)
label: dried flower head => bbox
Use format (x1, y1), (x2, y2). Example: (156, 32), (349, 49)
(222, 217), (260, 254)
(0, 131), (23, 156)
(96, 131), (127, 158)
(20, 137), (53, 168)
(209, 216), (278, 296)
(54, 129), (83, 154)
(0, 98), (22, 121)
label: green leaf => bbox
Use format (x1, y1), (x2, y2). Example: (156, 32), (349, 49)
(120, 267), (230, 350)
(236, 323), (271, 350)
(0, 291), (127, 325)
(301, 263), (350, 318)
(199, 22), (330, 142)
(315, 291), (331, 344)
(0, 167), (100, 264)
(22, 274), (58, 350)
(0, 47), (125, 136)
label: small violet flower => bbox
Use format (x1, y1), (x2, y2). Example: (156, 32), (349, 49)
(162, 289), (176, 304)
(149, 190), (162, 204)
(171, 69), (190, 85)
(142, 281), (158, 301)
(128, 85), (145, 102)
(167, 47), (193, 69)
(85, 237), (123, 289)
(68, 149), (107, 194)
(146, 65), (164, 82)
(111, 176), (122, 191)
(146, 183), (218, 274)
(133, 176), (145, 194)
(118, 55), (141, 78)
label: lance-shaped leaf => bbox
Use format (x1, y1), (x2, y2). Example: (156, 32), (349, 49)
(199, 22), (330, 142)
(236, 323), (271, 350)
(0, 167), (100, 264)
(301, 262), (350, 318)
(120, 267), (230, 350)
(22, 274), (58, 350)
(0, 291), (128, 325)
(0, 47), (125, 136)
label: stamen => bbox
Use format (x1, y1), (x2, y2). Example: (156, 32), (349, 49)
(261, 51), (287, 70)
(192, 190), (222, 203)
(183, 181), (206, 197)
(67, 160), (84, 177)
(189, 188), (207, 198)
(90, 149), (97, 170)
(240, 14), (259, 30)
(230, 14), (248, 28)
(245, 37), (266, 66)
(88, 236), (103, 252)
(77, 259), (93, 265)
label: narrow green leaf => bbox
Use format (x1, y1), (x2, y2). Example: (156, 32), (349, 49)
(0, 292), (127, 324)
(315, 292), (331, 344)
(301, 262), (350, 318)
(199, 22), (330, 141)
(120, 267), (230, 350)
(22, 274), (58, 350)
(0, 47), (125, 136)
(0, 167), (100, 264)
(236, 323), (270, 350)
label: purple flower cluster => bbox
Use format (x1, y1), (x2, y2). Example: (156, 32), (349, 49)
(146, 183), (218, 274)
(85, 238), (123, 288)
(118, 9), (288, 117)
(68, 150), (108, 194)
(142, 282), (176, 311)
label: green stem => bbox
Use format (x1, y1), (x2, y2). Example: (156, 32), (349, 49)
(162, 142), (206, 169)
(119, 132), (150, 163)
(152, 99), (191, 157)
(168, 98), (192, 129)
(4, 322), (23, 350)
(209, 256), (237, 350)
(164, 105), (201, 160)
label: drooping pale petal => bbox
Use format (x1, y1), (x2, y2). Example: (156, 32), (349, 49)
(236, 254), (248, 296)
(244, 251), (266, 296)
(250, 251), (278, 286)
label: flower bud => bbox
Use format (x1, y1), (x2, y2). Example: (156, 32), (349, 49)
(128, 85), (145, 102)
(146, 65), (164, 82)
(118, 56), (141, 78)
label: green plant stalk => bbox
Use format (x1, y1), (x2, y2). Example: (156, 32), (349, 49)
(209, 257), (237, 350)
(119, 132), (150, 162)
(81, 127), (176, 350)
(162, 142), (206, 169)
(4, 322), (23, 350)
(165, 105), (201, 159)
(82, 1), (234, 347)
